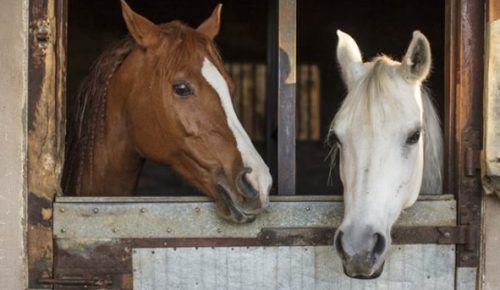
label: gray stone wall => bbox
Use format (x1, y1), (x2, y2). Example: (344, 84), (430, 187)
(0, 0), (28, 288)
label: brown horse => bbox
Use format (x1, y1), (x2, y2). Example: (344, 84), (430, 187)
(62, 0), (272, 223)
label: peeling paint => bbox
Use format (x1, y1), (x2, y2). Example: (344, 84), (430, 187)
(41, 208), (52, 220)
(28, 0), (64, 199)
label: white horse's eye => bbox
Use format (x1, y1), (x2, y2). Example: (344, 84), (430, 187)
(328, 132), (342, 146)
(406, 130), (421, 145)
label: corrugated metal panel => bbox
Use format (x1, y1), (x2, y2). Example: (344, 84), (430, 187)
(53, 198), (456, 239)
(133, 245), (455, 290)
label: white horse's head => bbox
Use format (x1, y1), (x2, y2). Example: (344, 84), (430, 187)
(330, 30), (443, 279)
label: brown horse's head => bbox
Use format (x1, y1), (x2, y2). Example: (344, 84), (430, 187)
(108, 1), (272, 223)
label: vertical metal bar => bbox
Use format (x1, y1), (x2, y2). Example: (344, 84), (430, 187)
(277, 0), (296, 195)
(444, 0), (457, 196)
(266, 0), (278, 193)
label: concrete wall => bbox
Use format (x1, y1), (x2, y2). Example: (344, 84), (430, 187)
(0, 0), (28, 288)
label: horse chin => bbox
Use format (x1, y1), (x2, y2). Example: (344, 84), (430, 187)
(215, 182), (257, 224)
(342, 262), (385, 280)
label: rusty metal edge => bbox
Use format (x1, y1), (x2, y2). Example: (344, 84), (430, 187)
(55, 226), (467, 249)
(454, 0), (484, 268)
(54, 193), (456, 203)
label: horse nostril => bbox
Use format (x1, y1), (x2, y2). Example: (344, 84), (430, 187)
(236, 168), (259, 199)
(335, 231), (348, 260)
(372, 233), (386, 258)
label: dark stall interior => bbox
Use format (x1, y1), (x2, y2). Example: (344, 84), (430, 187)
(67, 0), (445, 196)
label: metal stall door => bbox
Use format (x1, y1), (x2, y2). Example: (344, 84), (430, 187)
(53, 195), (457, 290)
(47, 0), (483, 289)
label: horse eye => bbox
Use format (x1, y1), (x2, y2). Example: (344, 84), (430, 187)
(172, 82), (193, 97)
(329, 131), (342, 146)
(406, 130), (421, 145)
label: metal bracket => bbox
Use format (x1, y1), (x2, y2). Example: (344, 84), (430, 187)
(458, 127), (482, 267)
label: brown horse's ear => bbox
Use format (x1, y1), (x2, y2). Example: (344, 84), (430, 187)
(197, 4), (222, 39)
(120, 0), (160, 48)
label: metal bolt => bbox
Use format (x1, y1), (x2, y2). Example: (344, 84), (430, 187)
(140, 208), (146, 213)
(93, 208), (99, 214)
(167, 228), (172, 233)
(195, 207), (201, 213)
(59, 208), (65, 213)
(113, 228), (118, 233)
(163, 242), (168, 246)
(443, 232), (451, 238)
(60, 228), (66, 233)
(306, 207), (311, 211)
(265, 235), (270, 240)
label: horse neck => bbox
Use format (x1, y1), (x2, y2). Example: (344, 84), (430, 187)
(421, 90), (444, 194)
(67, 86), (143, 196)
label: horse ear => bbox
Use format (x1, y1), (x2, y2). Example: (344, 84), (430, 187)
(197, 4), (222, 39)
(336, 30), (364, 90)
(401, 31), (432, 82)
(120, 0), (160, 48)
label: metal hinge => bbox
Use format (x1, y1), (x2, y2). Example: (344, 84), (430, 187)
(435, 225), (476, 249)
(38, 276), (112, 288)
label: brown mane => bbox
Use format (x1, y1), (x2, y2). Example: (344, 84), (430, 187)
(63, 21), (224, 195)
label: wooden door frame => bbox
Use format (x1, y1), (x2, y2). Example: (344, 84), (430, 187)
(26, 0), (484, 288)
(27, 0), (67, 288)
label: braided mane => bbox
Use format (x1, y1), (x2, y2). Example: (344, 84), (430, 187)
(63, 37), (135, 194)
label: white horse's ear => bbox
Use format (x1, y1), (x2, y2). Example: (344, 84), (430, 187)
(336, 30), (364, 90)
(401, 31), (432, 82)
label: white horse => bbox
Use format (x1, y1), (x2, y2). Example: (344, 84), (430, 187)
(329, 30), (443, 279)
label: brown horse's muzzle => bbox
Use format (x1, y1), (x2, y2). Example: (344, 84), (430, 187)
(215, 168), (266, 223)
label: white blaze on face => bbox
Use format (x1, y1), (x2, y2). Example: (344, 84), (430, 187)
(201, 58), (272, 204)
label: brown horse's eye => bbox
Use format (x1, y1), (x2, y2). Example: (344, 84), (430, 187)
(172, 82), (193, 97)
